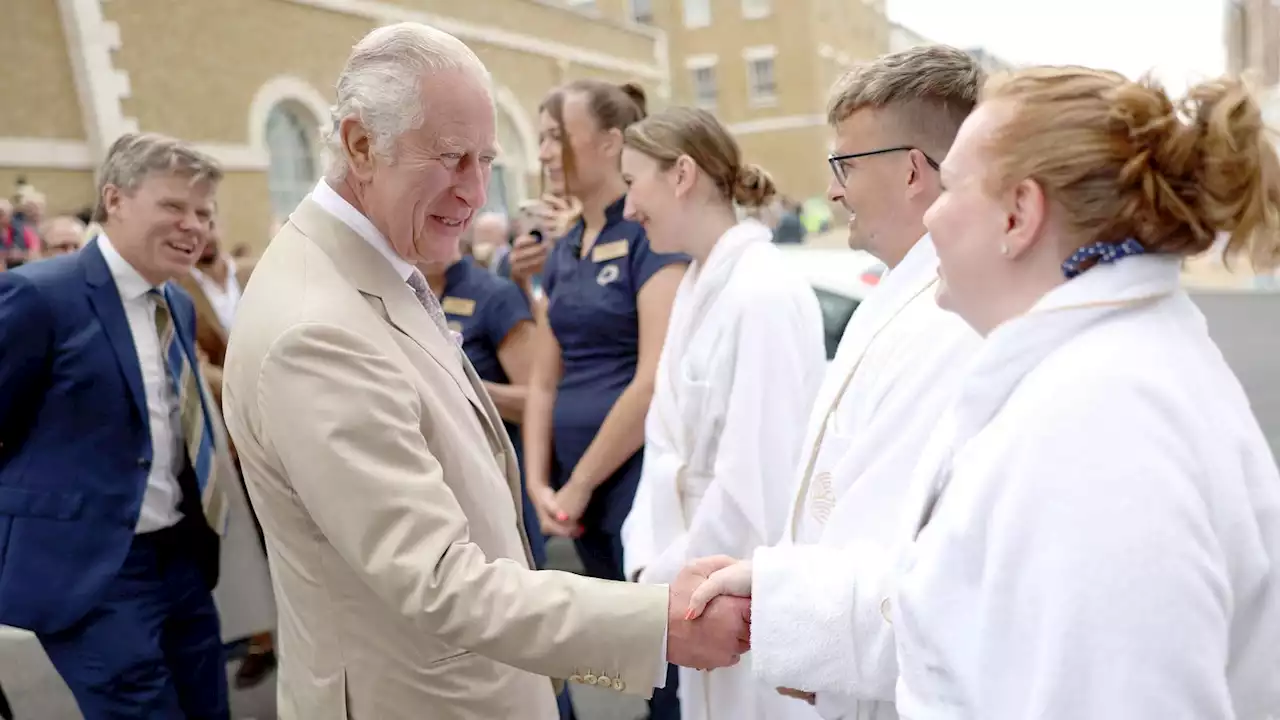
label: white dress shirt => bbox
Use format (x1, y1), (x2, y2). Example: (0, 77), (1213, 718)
(98, 234), (185, 534)
(190, 255), (241, 331)
(311, 179), (415, 281)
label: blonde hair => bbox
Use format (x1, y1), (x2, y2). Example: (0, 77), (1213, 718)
(981, 67), (1280, 270)
(624, 106), (776, 207)
(93, 133), (223, 222)
(827, 45), (985, 156)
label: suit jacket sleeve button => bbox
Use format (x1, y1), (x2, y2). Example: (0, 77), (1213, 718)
(137, 457), (150, 468)
(613, 679), (625, 691)
(569, 674), (583, 684)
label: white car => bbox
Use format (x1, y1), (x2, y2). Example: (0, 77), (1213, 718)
(778, 245), (885, 359)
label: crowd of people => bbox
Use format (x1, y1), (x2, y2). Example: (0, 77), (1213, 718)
(1, 18), (1279, 720)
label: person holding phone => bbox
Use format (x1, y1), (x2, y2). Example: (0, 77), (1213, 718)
(518, 79), (689, 720)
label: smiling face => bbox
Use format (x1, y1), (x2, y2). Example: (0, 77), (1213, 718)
(827, 108), (929, 261)
(620, 147), (685, 252)
(925, 100), (1050, 334)
(101, 170), (215, 285)
(538, 91), (620, 198)
(347, 68), (496, 265)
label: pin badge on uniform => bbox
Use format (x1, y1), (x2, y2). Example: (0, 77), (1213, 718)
(596, 264), (620, 286)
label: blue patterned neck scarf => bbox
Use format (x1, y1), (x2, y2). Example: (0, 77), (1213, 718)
(1061, 238), (1146, 279)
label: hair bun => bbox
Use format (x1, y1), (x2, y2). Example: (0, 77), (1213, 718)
(1112, 76), (1280, 263)
(618, 82), (648, 117)
(732, 163), (777, 208)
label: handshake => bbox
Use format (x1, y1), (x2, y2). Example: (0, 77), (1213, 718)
(663, 555), (755, 671)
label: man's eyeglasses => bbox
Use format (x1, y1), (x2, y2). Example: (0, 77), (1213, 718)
(828, 146), (940, 186)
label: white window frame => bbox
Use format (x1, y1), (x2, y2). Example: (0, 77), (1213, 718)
(683, 0), (711, 28)
(742, 0), (771, 19)
(629, 0), (654, 23)
(743, 46), (779, 107)
(264, 103), (320, 221)
(685, 54), (719, 109)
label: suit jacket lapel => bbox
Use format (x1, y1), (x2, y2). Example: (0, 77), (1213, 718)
(81, 240), (147, 421)
(289, 199), (492, 426)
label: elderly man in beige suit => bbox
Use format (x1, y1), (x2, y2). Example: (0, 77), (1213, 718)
(221, 22), (750, 720)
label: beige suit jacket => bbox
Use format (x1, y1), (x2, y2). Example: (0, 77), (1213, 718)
(221, 199), (668, 720)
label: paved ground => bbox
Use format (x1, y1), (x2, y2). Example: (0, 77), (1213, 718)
(0, 537), (643, 720)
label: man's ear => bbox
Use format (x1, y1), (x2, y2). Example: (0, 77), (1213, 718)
(341, 118), (376, 181)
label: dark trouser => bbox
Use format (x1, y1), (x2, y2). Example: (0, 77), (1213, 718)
(573, 525), (681, 720)
(37, 522), (229, 720)
(0, 681), (11, 720)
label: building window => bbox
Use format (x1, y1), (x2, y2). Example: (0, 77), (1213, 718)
(265, 104), (318, 221)
(683, 0), (711, 28)
(686, 55), (718, 108)
(482, 165), (510, 216)
(743, 47), (778, 106)
(742, 0), (771, 19)
(630, 0), (653, 23)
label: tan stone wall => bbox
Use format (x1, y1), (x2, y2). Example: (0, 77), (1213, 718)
(0, 169), (96, 216)
(0, 1), (85, 139)
(216, 172), (276, 255)
(108, 0), (365, 143)
(383, 0), (659, 64)
(737, 124), (830, 202)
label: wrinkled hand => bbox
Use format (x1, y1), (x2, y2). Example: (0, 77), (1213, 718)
(552, 478), (593, 528)
(528, 483), (576, 538)
(686, 559), (753, 620)
(667, 556), (751, 670)
(777, 687), (816, 705)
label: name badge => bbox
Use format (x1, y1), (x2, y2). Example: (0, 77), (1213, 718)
(441, 296), (476, 316)
(591, 239), (629, 263)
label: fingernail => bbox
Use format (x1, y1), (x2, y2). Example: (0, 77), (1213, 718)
(556, 512), (569, 522)
(684, 609), (695, 621)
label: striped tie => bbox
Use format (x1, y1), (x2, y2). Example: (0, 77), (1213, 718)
(150, 287), (229, 535)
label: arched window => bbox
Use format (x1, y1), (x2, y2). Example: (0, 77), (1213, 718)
(265, 104), (317, 220)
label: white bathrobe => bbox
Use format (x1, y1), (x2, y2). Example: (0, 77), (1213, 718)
(748, 236), (981, 720)
(894, 254), (1280, 719)
(622, 219), (827, 720)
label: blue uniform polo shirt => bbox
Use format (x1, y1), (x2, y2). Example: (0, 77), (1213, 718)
(540, 196), (689, 530)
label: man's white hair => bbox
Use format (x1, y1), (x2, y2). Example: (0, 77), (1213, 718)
(324, 22), (491, 179)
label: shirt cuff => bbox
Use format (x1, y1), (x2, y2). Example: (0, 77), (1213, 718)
(654, 584), (669, 689)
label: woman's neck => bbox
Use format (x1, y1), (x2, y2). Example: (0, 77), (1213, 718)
(577, 175), (628, 231)
(682, 205), (740, 266)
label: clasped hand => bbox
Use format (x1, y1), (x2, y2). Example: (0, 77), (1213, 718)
(679, 557), (815, 705)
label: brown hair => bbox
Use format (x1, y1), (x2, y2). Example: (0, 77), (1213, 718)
(93, 132), (223, 222)
(827, 44), (985, 157)
(624, 106), (777, 207)
(539, 79), (648, 197)
(981, 67), (1280, 270)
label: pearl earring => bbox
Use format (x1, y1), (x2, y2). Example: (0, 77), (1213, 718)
(1000, 243), (1010, 256)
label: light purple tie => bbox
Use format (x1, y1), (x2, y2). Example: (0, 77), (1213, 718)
(405, 270), (461, 345)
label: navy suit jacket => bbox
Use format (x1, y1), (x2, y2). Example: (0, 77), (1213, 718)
(0, 239), (219, 635)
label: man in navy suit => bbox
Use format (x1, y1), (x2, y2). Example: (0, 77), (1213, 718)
(0, 133), (231, 719)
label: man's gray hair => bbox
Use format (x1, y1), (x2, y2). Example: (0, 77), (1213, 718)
(93, 133), (223, 222)
(324, 22), (491, 180)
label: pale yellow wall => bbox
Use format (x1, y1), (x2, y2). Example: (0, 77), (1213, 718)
(737, 125), (831, 203)
(108, 0), (365, 143)
(0, 1), (85, 139)
(215, 172), (276, 255)
(0, 169), (96, 216)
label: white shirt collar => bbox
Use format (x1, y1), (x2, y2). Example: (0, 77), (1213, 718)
(310, 179), (416, 281)
(97, 233), (160, 300)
